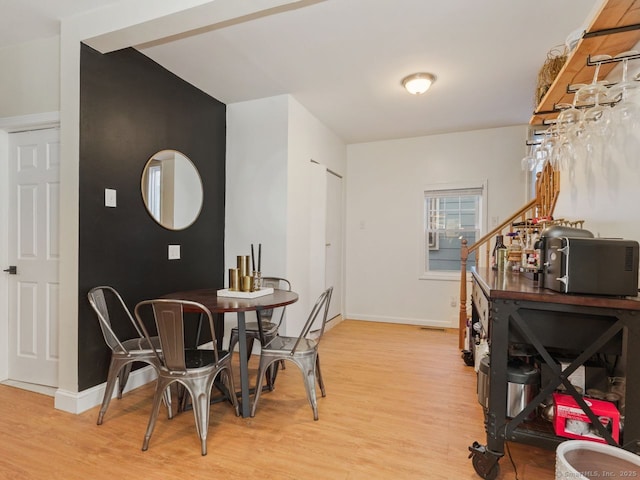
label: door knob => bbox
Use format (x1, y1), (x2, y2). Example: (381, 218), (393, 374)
(3, 266), (17, 275)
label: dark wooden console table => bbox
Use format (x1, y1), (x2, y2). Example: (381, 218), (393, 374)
(468, 267), (640, 479)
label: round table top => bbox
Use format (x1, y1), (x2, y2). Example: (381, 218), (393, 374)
(161, 288), (298, 313)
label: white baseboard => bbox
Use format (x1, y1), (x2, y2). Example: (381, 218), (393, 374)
(345, 313), (454, 329)
(54, 365), (157, 414)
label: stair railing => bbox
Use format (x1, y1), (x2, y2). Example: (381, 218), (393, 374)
(458, 161), (560, 349)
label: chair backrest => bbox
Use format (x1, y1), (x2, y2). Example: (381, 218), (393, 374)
(88, 286), (144, 353)
(135, 299), (219, 373)
(259, 277), (291, 324)
(291, 286), (333, 354)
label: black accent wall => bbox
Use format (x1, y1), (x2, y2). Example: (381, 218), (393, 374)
(78, 44), (226, 390)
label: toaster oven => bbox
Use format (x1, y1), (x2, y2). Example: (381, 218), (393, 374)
(542, 237), (639, 296)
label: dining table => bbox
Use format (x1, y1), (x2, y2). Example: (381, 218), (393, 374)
(161, 287), (299, 417)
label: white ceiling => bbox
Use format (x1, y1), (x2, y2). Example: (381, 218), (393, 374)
(2, 0), (603, 144)
(0, 0), (120, 47)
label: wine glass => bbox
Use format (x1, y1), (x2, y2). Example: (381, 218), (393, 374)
(538, 125), (561, 169)
(609, 51), (640, 166)
(576, 55), (613, 166)
(521, 138), (548, 172)
(555, 103), (582, 171)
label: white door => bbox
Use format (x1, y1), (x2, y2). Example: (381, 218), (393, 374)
(325, 171), (343, 320)
(7, 128), (60, 387)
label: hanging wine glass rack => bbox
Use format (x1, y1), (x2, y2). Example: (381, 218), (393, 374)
(530, 0), (640, 126)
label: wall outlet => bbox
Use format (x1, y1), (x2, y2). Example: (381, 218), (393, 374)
(450, 296), (457, 307)
(168, 245), (181, 260)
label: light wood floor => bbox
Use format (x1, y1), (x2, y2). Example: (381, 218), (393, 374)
(0, 320), (556, 479)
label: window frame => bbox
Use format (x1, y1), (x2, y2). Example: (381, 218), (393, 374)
(419, 180), (488, 281)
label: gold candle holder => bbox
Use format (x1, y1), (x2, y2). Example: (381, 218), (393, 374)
(228, 268), (240, 291)
(237, 255), (250, 278)
(241, 275), (254, 292)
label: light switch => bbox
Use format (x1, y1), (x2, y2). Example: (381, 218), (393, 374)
(168, 245), (181, 260)
(105, 188), (117, 207)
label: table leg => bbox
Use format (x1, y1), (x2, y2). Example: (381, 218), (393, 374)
(236, 311), (251, 417)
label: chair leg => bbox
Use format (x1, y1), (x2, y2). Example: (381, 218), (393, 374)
(142, 378), (171, 451)
(178, 383), (189, 412)
(298, 355), (320, 421)
(188, 376), (215, 456)
(222, 367), (240, 416)
(245, 337), (255, 363)
(266, 359), (283, 391)
(227, 330), (238, 356)
(316, 353), (326, 397)
(250, 356), (272, 417)
(117, 362), (133, 399)
(97, 356), (126, 425)
(265, 362), (276, 391)
(262, 333), (280, 390)
(163, 386), (174, 420)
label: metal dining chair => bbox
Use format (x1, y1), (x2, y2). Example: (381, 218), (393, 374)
(87, 286), (173, 425)
(135, 299), (239, 456)
(228, 277), (291, 388)
(251, 286), (333, 420)
(228, 277), (291, 361)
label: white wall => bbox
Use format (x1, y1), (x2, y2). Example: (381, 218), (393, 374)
(226, 95), (289, 280)
(286, 97), (346, 334)
(345, 125), (528, 328)
(554, 123), (640, 243)
(226, 95), (347, 338)
(225, 96), (289, 348)
(0, 36), (60, 117)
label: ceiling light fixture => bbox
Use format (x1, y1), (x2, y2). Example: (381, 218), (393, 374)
(402, 72), (436, 95)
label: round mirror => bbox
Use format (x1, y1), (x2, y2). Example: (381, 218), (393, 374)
(141, 149), (203, 230)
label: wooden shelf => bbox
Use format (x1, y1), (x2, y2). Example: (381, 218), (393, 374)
(530, 0), (640, 125)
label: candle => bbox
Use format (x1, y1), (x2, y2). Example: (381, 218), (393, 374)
(258, 243), (262, 272)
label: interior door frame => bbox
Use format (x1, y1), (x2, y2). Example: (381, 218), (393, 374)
(0, 112), (60, 381)
(325, 168), (343, 322)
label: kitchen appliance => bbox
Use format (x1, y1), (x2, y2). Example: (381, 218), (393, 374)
(477, 357), (540, 420)
(535, 226), (594, 286)
(477, 356), (490, 409)
(535, 226), (590, 276)
(543, 237), (639, 296)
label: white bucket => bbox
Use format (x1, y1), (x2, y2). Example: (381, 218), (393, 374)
(556, 440), (640, 479)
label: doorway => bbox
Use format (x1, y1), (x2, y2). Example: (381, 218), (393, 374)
(325, 170), (343, 321)
(3, 126), (60, 388)
(308, 160), (344, 327)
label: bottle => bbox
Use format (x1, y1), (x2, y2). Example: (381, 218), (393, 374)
(507, 232), (522, 272)
(497, 245), (508, 272)
(491, 235), (505, 270)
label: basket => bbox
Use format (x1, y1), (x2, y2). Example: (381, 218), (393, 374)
(556, 440), (640, 479)
(535, 46), (568, 106)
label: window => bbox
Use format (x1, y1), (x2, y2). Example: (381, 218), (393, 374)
(424, 183), (485, 274)
(147, 163), (162, 220)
